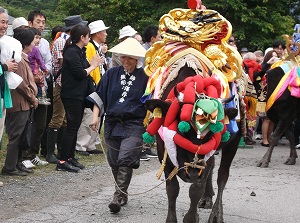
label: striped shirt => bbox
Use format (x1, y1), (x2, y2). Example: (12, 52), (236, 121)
(51, 33), (69, 86)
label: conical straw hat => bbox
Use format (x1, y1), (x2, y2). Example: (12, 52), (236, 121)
(108, 37), (146, 58)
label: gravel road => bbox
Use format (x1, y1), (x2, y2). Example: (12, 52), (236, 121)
(0, 139), (299, 223)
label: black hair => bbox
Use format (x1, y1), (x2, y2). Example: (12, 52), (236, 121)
(29, 27), (41, 36)
(63, 24), (90, 53)
(51, 25), (64, 40)
(143, 25), (159, 43)
(272, 40), (286, 49)
(27, 10), (46, 23)
(13, 28), (35, 49)
(12, 27), (24, 36)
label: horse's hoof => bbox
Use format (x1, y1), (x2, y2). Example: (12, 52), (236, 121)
(284, 158), (296, 165)
(166, 214), (177, 223)
(257, 160), (269, 168)
(208, 213), (224, 223)
(198, 198), (206, 208)
(204, 199), (213, 209)
(183, 213), (199, 223)
(198, 197), (213, 209)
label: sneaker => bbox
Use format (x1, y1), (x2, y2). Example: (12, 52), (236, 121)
(31, 156), (49, 166)
(17, 163), (34, 173)
(76, 150), (90, 156)
(87, 149), (103, 154)
(140, 151), (150, 161)
(145, 149), (158, 158)
(68, 158), (85, 169)
(1, 168), (28, 176)
(22, 160), (36, 169)
(56, 161), (80, 173)
(296, 144), (300, 149)
(255, 134), (262, 140)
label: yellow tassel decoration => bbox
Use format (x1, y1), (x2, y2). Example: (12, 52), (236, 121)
(256, 101), (266, 113)
(143, 110), (151, 127)
(245, 96), (257, 117)
(156, 148), (168, 180)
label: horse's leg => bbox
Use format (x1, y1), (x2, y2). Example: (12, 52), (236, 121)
(208, 134), (240, 223)
(198, 157), (215, 209)
(284, 124), (298, 165)
(165, 175), (180, 223)
(183, 157), (214, 223)
(257, 120), (287, 167)
(183, 183), (202, 223)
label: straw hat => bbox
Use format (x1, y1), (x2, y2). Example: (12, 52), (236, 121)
(89, 20), (109, 34)
(109, 37), (146, 58)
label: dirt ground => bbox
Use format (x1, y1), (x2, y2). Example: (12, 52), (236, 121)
(0, 139), (300, 223)
(0, 153), (161, 221)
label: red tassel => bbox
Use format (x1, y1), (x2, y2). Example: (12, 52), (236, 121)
(187, 0), (197, 10)
(164, 100), (180, 127)
(173, 132), (221, 154)
(146, 117), (165, 135)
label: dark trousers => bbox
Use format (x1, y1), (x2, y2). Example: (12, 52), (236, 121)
(27, 104), (47, 159)
(60, 98), (84, 161)
(4, 110), (30, 170)
(40, 82), (54, 153)
(106, 136), (142, 169)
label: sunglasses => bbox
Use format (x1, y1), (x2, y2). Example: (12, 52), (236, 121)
(228, 39), (234, 43)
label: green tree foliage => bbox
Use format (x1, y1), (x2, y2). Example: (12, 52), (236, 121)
(204, 0), (295, 51)
(1, 0), (66, 40)
(2, 0), (298, 51)
(57, 0), (187, 45)
(290, 0), (300, 23)
(57, 0), (297, 51)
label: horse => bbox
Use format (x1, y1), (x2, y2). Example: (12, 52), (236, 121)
(144, 65), (243, 223)
(142, 3), (245, 222)
(257, 64), (299, 167)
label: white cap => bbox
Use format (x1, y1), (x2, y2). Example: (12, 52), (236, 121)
(89, 20), (109, 34)
(119, 25), (137, 40)
(12, 17), (28, 30)
(264, 47), (273, 55)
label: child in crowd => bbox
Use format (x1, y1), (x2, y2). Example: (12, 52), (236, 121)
(27, 27), (50, 105)
(100, 43), (111, 73)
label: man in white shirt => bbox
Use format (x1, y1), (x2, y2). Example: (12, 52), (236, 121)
(23, 10), (52, 166)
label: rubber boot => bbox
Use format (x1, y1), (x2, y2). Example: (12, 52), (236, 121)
(40, 129), (48, 158)
(46, 128), (58, 163)
(111, 168), (118, 181)
(108, 167), (133, 213)
(118, 167), (133, 206)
